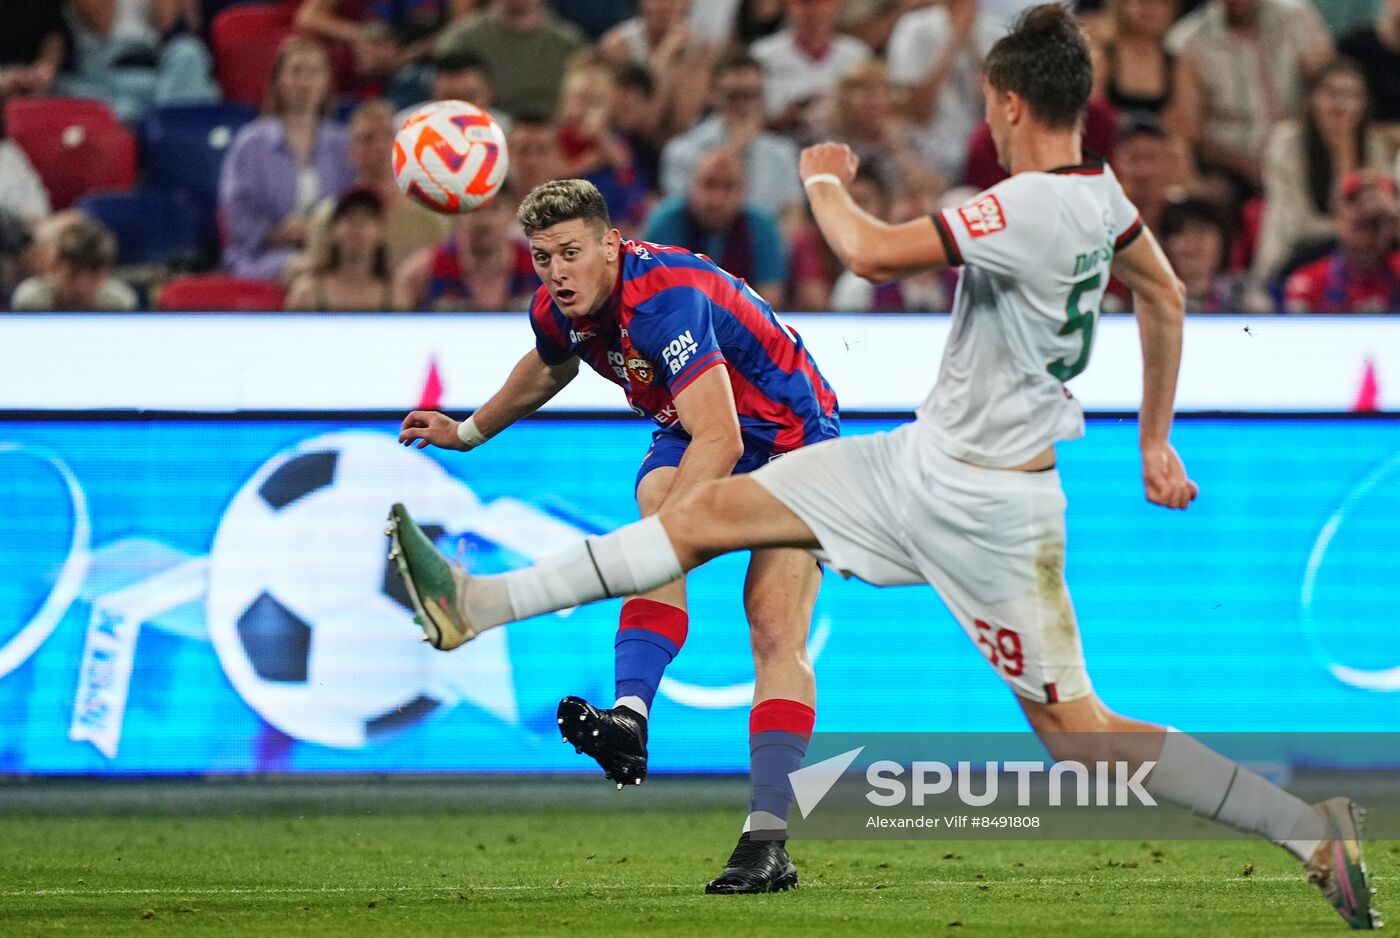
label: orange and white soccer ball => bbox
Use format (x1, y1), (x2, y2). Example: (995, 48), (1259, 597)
(392, 100), (509, 214)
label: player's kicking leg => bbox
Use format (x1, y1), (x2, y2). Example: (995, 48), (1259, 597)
(385, 454), (823, 647)
(706, 547), (820, 895)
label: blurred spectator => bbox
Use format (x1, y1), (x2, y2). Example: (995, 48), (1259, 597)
(611, 62), (663, 194)
(828, 170), (948, 311)
(751, 0), (871, 137)
(1284, 170), (1400, 313)
(395, 186), (536, 310)
(58, 0), (220, 123)
(660, 52), (803, 228)
(1094, 0), (1178, 118)
(295, 0), (478, 109)
(840, 0), (920, 54)
(433, 0), (587, 116)
(887, 0), (1005, 184)
(0, 2), (68, 98)
(644, 147), (786, 305)
(828, 59), (944, 199)
(600, 0), (712, 139)
(287, 187), (407, 310)
(1110, 114), (1175, 235)
(735, 0), (787, 44)
(1167, 0), (1332, 196)
(218, 37), (354, 281)
(555, 58), (647, 227)
(0, 208), (35, 306)
(550, 0), (634, 39)
(786, 216), (841, 310)
(304, 99), (448, 277)
(963, 99), (1121, 191)
(11, 215), (137, 310)
(1338, 0), (1400, 133)
(600, 0), (689, 64)
(1157, 197), (1255, 313)
(506, 112), (563, 200)
(395, 50), (511, 131)
(0, 112), (52, 223)
(1252, 58), (1390, 287)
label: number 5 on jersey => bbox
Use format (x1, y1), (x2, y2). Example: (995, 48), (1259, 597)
(1047, 272), (1101, 382)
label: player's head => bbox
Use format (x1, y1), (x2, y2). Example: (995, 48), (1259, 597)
(982, 4), (1093, 169)
(518, 179), (621, 318)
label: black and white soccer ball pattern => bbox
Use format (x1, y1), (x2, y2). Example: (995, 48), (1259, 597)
(206, 431), (478, 748)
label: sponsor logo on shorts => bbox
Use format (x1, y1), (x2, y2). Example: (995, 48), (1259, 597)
(958, 195), (1006, 238)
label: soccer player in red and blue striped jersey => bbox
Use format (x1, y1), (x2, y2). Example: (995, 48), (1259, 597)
(398, 178), (838, 893)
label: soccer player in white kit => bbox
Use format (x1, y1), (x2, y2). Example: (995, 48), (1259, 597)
(388, 6), (1378, 925)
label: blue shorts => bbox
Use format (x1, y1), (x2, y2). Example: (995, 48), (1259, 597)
(635, 429), (781, 493)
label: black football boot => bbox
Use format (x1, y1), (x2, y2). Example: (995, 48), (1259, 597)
(557, 695), (648, 789)
(704, 832), (800, 894)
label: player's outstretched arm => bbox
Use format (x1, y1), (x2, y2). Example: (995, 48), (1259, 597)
(1111, 228), (1199, 510)
(799, 143), (950, 284)
(398, 349), (579, 452)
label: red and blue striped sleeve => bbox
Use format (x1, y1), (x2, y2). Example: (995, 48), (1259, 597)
(630, 286), (726, 397)
(527, 288), (573, 366)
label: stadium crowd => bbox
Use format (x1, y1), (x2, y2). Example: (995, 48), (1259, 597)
(1, 0), (1398, 313)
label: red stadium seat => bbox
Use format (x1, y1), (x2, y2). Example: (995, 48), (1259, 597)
(4, 96), (118, 131)
(3, 98), (137, 209)
(159, 275), (285, 311)
(211, 4), (296, 108)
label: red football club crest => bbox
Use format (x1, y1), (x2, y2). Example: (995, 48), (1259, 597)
(958, 195), (1007, 238)
(626, 353), (655, 386)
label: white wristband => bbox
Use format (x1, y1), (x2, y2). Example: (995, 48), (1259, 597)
(456, 415), (487, 450)
(803, 173), (844, 192)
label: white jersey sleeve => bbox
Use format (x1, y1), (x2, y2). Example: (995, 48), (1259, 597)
(1105, 172), (1145, 251)
(931, 174), (1063, 277)
(933, 169), (1145, 271)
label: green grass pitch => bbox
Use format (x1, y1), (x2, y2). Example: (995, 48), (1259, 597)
(2, 779), (1392, 937)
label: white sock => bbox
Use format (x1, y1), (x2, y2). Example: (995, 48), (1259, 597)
(459, 517), (683, 630)
(1146, 728), (1323, 862)
(614, 695), (648, 718)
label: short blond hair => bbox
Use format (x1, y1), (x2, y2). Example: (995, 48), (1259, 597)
(516, 179), (611, 237)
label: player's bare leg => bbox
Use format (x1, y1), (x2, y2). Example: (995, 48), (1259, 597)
(1019, 694), (1381, 929)
(707, 546), (820, 895)
(558, 467), (689, 788)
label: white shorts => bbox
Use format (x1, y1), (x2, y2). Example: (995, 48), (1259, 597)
(749, 422), (1091, 704)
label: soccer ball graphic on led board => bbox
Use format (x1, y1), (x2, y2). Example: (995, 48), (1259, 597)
(205, 432), (482, 748)
(392, 100), (509, 214)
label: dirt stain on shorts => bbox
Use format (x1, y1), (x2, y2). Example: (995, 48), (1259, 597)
(1034, 540), (1080, 661)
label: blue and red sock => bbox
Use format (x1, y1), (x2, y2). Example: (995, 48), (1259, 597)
(746, 698), (816, 839)
(613, 598), (688, 719)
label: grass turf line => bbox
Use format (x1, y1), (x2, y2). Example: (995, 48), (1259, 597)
(2, 790), (1394, 938)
